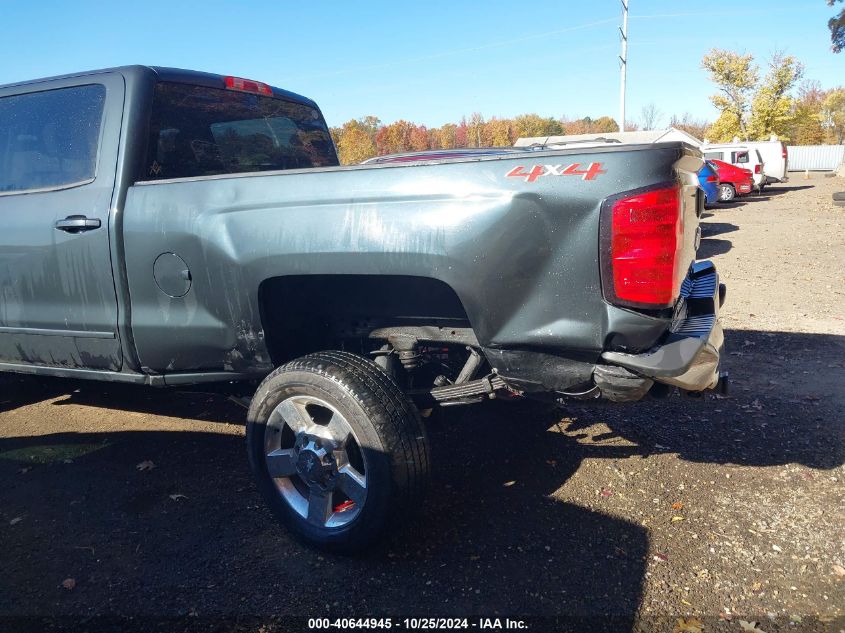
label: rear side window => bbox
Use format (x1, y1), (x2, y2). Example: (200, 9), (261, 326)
(141, 82), (338, 181)
(703, 152), (722, 160)
(732, 151), (749, 164)
(0, 84), (105, 193)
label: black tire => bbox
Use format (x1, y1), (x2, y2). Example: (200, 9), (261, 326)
(246, 350), (429, 552)
(718, 183), (736, 202)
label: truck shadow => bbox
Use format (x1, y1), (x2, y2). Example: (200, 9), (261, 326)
(699, 222), (738, 238)
(751, 184), (815, 201)
(0, 426), (647, 625)
(697, 238), (732, 258)
(697, 222), (737, 258)
(0, 329), (841, 623)
(555, 329), (844, 471)
(764, 184), (814, 194)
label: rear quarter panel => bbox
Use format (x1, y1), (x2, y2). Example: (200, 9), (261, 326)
(122, 144), (701, 374)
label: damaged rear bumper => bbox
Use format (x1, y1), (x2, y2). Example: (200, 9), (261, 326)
(599, 261), (725, 397)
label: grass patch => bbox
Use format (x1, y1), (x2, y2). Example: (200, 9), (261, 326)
(0, 442), (110, 464)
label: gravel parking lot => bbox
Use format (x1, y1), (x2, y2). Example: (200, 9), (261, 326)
(1, 174), (843, 631)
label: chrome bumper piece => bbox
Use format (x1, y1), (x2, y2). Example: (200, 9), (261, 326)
(601, 261), (724, 392)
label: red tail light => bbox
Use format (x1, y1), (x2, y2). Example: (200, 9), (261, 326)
(754, 164), (761, 174)
(601, 185), (685, 308)
(782, 145), (788, 159)
(706, 175), (717, 182)
(224, 76), (273, 96)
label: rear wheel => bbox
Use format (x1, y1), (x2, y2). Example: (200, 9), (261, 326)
(718, 183), (736, 202)
(246, 351), (429, 551)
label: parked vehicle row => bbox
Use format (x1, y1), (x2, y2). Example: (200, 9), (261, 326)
(696, 140), (787, 205)
(709, 159), (754, 202)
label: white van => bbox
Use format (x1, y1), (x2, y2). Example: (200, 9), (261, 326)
(702, 145), (766, 191)
(741, 141), (789, 184)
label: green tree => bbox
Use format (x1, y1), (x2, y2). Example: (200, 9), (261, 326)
(701, 49), (758, 139)
(746, 53), (804, 140)
(829, 0), (845, 52)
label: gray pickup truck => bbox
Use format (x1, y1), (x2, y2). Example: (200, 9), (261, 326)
(0, 66), (725, 550)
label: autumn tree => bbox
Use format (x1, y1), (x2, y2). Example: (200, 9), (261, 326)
(789, 81), (826, 145)
(670, 113), (709, 142)
(333, 118), (379, 164)
(466, 113), (485, 148)
(701, 49), (758, 139)
(455, 119), (468, 148)
(375, 120), (414, 155)
(427, 128), (442, 150)
(486, 118), (513, 146)
(409, 125), (430, 151)
(706, 111), (743, 142)
(437, 124), (458, 149)
(746, 53), (804, 140)
(563, 117), (591, 135)
(821, 88), (845, 142)
(357, 116), (381, 139)
(512, 114), (562, 138)
(703, 49), (805, 141)
(591, 116), (619, 133)
(336, 127), (376, 164)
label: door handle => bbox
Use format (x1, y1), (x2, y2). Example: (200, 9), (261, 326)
(54, 215), (101, 233)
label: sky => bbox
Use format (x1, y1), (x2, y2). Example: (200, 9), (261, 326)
(1, 1), (842, 129)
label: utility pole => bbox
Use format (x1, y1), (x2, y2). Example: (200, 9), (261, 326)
(618, 0), (629, 133)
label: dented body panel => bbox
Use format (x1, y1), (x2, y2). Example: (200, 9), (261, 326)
(122, 143), (699, 381)
(0, 65), (720, 397)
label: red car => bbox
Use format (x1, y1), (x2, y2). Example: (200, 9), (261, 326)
(709, 159), (753, 202)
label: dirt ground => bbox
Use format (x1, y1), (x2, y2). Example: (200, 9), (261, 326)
(1, 174), (843, 631)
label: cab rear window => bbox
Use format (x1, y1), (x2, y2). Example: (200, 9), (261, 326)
(140, 82), (338, 181)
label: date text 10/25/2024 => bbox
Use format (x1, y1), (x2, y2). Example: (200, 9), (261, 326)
(307, 618), (528, 630)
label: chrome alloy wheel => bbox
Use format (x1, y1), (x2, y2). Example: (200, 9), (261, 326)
(263, 395), (367, 528)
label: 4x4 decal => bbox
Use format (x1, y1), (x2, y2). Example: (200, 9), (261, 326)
(506, 162), (606, 182)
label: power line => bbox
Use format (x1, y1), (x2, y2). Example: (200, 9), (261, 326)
(286, 18), (617, 82)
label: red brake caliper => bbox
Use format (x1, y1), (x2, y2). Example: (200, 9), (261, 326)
(334, 500), (355, 513)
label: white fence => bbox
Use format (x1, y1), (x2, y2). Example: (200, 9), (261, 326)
(786, 145), (845, 171)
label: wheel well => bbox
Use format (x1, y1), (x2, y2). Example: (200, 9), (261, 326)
(258, 275), (472, 365)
